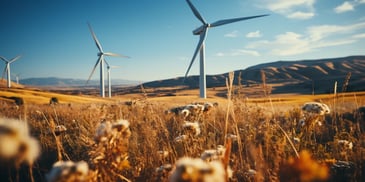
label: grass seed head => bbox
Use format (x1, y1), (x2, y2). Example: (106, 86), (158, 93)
(46, 160), (89, 182)
(302, 102), (330, 115)
(169, 157), (225, 182)
(0, 117), (40, 167)
(182, 121), (201, 136)
(55, 125), (67, 136)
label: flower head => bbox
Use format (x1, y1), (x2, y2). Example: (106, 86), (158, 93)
(0, 118), (40, 168)
(169, 157), (225, 182)
(302, 102), (330, 115)
(46, 160), (89, 182)
(182, 121), (201, 136)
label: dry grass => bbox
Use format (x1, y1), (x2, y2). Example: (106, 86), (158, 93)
(0, 86), (365, 181)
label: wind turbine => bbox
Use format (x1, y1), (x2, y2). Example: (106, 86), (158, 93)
(11, 73), (21, 84)
(1, 55), (21, 88)
(105, 60), (120, 98)
(86, 23), (129, 97)
(184, 0), (268, 98)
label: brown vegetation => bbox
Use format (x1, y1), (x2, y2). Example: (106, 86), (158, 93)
(0, 84), (365, 181)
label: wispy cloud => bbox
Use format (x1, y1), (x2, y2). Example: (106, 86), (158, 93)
(224, 30), (239, 38)
(352, 33), (365, 38)
(334, 0), (365, 13)
(216, 49), (260, 57)
(287, 11), (315, 19)
(246, 30), (262, 38)
(334, 1), (354, 13)
(247, 21), (365, 56)
(258, 0), (316, 19)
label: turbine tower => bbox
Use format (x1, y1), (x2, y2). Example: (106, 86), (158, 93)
(1, 55), (21, 88)
(105, 60), (120, 98)
(184, 0), (268, 98)
(86, 23), (129, 97)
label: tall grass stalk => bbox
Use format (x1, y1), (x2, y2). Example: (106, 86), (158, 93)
(224, 72), (244, 166)
(276, 124), (299, 158)
(36, 110), (68, 161)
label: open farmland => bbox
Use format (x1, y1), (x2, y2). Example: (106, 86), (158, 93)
(0, 85), (365, 181)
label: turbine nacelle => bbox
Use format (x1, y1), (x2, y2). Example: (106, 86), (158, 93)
(193, 24), (210, 35)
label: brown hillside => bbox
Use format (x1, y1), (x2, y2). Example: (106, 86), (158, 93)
(142, 55), (365, 94)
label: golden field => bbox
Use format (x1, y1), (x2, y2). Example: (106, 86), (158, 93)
(1, 83), (365, 181)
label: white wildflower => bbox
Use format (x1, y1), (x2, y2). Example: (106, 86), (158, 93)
(169, 157), (225, 182)
(94, 121), (112, 142)
(201, 145), (226, 161)
(0, 118), (40, 167)
(46, 160), (89, 182)
(338, 140), (353, 150)
(112, 119), (129, 131)
(182, 121), (201, 136)
(302, 102), (330, 115)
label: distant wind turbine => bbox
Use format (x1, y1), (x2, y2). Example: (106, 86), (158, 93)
(184, 0), (268, 98)
(105, 60), (120, 98)
(1, 55), (21, 88)
(86, 23), (129, 97)
(12, 73), (21, 84)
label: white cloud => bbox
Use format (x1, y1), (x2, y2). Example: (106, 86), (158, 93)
(287, 11), (315, 19)
(334, 1), (354, 13)
(352, 33), (365, 38)
(307, 22), (365, 41)
(246, 21), (365, 56)
(246, 30), (262, 38)
(334, 0), (365, 13)
(216, 52), (225, 57)
(232, 49), (260, 56)
(215, 49), (260, 57)
(259, 0), (316, 19)
(224, 30), (239, 38)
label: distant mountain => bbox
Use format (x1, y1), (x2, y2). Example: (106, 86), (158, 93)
(142, 55), (365, 94)
(20, 77), (140, 87)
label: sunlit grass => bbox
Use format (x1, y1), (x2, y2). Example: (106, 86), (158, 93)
(0, 86), (364, 181)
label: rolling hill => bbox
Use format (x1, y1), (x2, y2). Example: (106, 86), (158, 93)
(18, 77), (140, 87)
(2, 55), (364, 96)
(141, 55), (365, 94)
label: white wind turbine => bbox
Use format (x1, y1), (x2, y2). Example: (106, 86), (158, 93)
(105, 60), (120, 98)
(1, 55), (21, 88)
(184, 0), (268, 98)
(11, 73), (21, 84)
(86, 23), (129, 97)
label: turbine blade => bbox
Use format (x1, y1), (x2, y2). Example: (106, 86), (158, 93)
(210, 14), (269, 27)
(0, 56), (8, 63)
(87, 22), (104, 53)
(9, 55), (21, 64)
(186, 0), (207, 25)
(86, 57), (101, 85)
(103, 52), (130, 58)
(104, 60), (110, 68)
(184, 28), (208, 79)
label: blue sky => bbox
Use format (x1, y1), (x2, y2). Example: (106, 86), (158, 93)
(0, 0), (364, 82)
